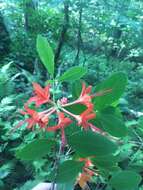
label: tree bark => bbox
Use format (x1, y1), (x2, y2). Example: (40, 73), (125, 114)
(0, 12), (11, 60)
(24, 0), (38, 31)
(74, 1), (83, 64)
(54, 0), (70, 66)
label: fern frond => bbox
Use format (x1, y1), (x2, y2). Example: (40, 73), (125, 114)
(1, 96), (14, 105)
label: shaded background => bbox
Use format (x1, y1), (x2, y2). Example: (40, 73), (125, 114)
(0, 0), (143, 189)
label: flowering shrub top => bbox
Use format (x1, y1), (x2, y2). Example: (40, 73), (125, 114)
(14, 35), (142, 190)
(16, 82), (108, 146)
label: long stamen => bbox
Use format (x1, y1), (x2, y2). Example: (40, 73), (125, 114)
(91, 88), (112, 98)
(61, 89), (112, 107)
(62, 99), (81, 107)
(41, 108), (56, 120)
(40, 107), (55, 115)
(88, 123), (102, 133)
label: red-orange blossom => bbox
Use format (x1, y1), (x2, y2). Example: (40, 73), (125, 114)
(15, 82), (105, 145)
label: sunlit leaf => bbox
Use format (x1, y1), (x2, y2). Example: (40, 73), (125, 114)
(58, 66), (87, 82)
(94, 72), (127, 110)
(37, 35), (54, 75)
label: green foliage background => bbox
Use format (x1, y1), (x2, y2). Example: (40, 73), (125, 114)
(1, 0), (143, 189)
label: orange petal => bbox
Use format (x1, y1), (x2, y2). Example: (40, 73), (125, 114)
(78, 173), (91, 188)
(47, 125), (61, 131)
(33, 82), (45, 97)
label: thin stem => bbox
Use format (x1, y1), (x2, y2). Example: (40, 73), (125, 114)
(51, 142), (64, 190)
(60, 107), (79, 120)
(40, 107), (55, 114)
(52, 80), (56, 103)
(62, 99), (81, 107)
(44, 108), (56, 116)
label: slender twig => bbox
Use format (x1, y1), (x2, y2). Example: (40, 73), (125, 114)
(51, 142), (63, 190)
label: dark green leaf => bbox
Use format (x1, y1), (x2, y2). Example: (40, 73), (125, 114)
(16, 139), (55, 160)
(93, 72), (127, 110)
(68, 131), (118, 157)
(58, 66), (87, 82)
(37, 35), (54, 75)
(105, 186), (112, 190)
(56, 160), (84, 183)
(110, 171), (141, 190)
(95, 108), (128, 137)
(92, 154), (118, 169)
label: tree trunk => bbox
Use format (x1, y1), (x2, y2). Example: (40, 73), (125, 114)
(24, 0), (38, 32)
(0, 12), (11, 60)
(54, 0), (70, 66)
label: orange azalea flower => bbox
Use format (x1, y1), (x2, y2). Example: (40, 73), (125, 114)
(78, 83), (92, 105)
(76, 108), (101, 132)
(14, 81), (106, 146)
(77, 110), (96, 129)
(28, 82), (51, 107)
(77, 83), (112, 107)
(61, 82), (111, 112)
(78, 172), (91, 189)
(78, 157), (94, 189)
(60, 83), (93, 109)
(61, 105), (101, 132)
(78, 168), (94, 188)
(47, 112), (72, 145)
(79, 158), (93, 167)
(63, 83), (93, 108)
(17, 105), (48, 130)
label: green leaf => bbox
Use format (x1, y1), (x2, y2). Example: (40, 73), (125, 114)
(68, 131), (118, 157)
(95, 107), (128, 137)
(71, 80), (82, 98)
(65, 104), (87, 115)
(93, 72), (127, 110)
(110, 171), (141, 190)
(92, 154), (119, 169)
(65, 122), (81, 137)
(58, 66), (87, 82)
(16, 139), (55, 160)
(105, 186), (112, 190)
(51, 160), (84, 183)
(37, 35), (54, 75)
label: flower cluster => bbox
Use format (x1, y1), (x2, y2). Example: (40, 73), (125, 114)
(78, 157), (95, 189)
(16, 82), (108, 145)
